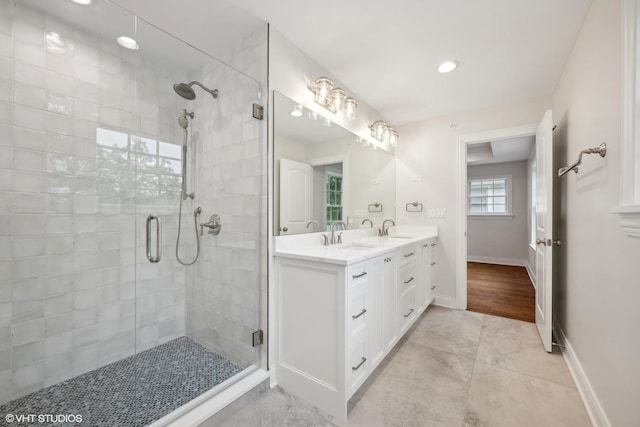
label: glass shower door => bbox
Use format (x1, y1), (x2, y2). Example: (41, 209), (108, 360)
(131, 17), (265, 424)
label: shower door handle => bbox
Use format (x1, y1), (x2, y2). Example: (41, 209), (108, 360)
(146, 214), (162, 263)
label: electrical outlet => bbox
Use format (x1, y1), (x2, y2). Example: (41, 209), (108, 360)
(413, 175), (422, 182)
(371, 179), (380, 184)
(354, 209), (367, 217)
(398, 216), (408, 224)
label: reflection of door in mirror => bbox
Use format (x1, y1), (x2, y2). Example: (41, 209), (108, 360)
(279, 158), (312, 234)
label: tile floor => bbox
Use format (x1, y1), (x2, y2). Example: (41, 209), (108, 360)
(220, 306), (591, 427)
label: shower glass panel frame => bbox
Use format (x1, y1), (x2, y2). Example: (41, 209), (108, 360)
(0, 0), (265, 425)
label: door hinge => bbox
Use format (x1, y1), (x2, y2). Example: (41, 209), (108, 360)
(252, 103), (264, 120)
(252, 329), (264, 347)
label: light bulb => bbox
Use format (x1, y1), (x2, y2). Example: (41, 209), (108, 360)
(314, 77), (333, 105)
(344, 97), (357, 121)
(329, 88), (346, 113)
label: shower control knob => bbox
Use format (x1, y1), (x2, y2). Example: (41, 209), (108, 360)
(200, 214), (221, 236)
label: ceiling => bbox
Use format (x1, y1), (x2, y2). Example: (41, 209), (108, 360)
(231, 0), (592, 125)
(36, 0), (593, 127)
(467, 136), (535, 165)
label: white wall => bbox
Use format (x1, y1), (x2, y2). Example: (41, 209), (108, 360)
(552, 0), (640, 425)
(396, 96), (551, 304)
(467, 160), (529, 266)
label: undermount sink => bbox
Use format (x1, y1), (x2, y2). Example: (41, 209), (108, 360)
(333, 242), (380, 251)
(387, 235), (413, 239)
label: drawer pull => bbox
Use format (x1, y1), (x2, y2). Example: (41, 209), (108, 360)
(352, 308), (367, 319)
(431, 243), (436, 247)
(423, 244), (429, 248)
(403, 252), (415, 258)
(403, 308), (414, 318)
(431, 285), (436, 290)
(430, 262), (436, 266)
(352, 357), (367, 371)
(403, 277), (414, 284)
(352, 271), (367, 279)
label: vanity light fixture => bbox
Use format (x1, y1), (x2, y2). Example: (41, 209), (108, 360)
(438, 60), (458, 73)
(290, 104), (303, 117)
(117, 36), (139, 50)
(369, 120), (399, 147)
(309, 76), (358, 120)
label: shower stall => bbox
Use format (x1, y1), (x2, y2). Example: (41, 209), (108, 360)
(0, 0), (266, 425)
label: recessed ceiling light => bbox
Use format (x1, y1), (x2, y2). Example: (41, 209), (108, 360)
(117, 36), (139, 50)
(71, 0), (92, 5)
(438, 61), (458, 73)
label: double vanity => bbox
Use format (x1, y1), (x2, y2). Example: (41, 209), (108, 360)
(274, 226), (438, 422)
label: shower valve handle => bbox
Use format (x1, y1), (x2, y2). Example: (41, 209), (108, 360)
(200, 214), (222, 236)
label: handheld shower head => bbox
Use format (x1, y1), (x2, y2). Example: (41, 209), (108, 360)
(173, 81), (219, 100)
(177, 110), (194, 130)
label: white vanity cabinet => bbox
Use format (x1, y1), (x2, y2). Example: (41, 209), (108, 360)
(274, 233), (437, 423)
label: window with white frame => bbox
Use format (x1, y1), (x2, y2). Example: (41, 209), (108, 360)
(468, 177), (512, 215)
(614, 0), (640, 237)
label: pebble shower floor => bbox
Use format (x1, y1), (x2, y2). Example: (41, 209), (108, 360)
(0, 337), (243, 426)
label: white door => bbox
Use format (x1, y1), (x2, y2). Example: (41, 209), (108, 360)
(279, 158), (312, 234)
(535, 110), (554, 352)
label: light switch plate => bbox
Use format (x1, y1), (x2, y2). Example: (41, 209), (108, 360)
(428, 208), (447, 219)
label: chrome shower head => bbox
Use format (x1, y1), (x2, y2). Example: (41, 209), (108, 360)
(173, 81), (219, 100)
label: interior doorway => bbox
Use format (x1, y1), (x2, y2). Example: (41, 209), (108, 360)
(457, 125), (538, 322)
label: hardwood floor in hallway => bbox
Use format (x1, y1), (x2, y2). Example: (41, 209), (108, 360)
(467, 262), (535, 322)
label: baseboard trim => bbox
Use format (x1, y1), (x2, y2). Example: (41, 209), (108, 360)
(525, 262), (536, 289)
(554, 324), (612, 427)
(434, 295), (457, 309)
(467, 256), (527, 267)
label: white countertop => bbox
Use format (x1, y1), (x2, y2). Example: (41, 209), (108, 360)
(274, 226), (438, 265)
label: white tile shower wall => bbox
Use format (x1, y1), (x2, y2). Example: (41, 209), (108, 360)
(0, 2), (189, 402)
(184, 46), (266, 368)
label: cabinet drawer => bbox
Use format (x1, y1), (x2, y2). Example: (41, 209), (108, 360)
(398, 288), (417, 334)
(349, 289), (369, 336)
(348, 334), (368, 394)
(398, 245), (418, 266)
(397, 263), (416, 296)
(348, 261), (370, 289)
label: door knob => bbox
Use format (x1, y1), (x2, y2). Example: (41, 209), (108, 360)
(281, 227), (288, 233)
(553, 239), (562, 246)
(536, 238), (546, 246)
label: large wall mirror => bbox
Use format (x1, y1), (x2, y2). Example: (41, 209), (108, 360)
(273, 91), (396, 235)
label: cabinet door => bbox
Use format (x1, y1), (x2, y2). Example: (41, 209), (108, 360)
(419, 242), (432, 312)
(368, 258), (384, 367)
(382, 253), (397, 351)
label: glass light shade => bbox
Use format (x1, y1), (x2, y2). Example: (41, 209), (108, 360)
(322, 117), (332, 127)
(290, 104), (303, 117)
(314, 77), (333, 105)
(389, 130), (399, 146)
(308, 110), (318, 120)
(344, 97), (357, 120)
(71, 0), (92, 4)
(329, 88), (346, 113)
(382, 125), (392, 143)
(371, 121), (386, 140)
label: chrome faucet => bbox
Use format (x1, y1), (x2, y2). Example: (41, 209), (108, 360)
(361, 218), (373, 228)
(330, 221), (347, 244)
(380, 219), (396, 236)
(306, 219), (320, 232)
